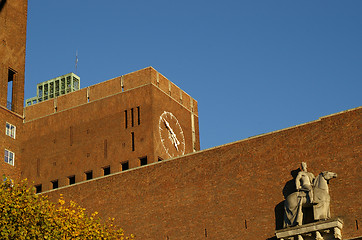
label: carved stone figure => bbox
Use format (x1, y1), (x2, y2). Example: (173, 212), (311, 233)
(295, 162), (315, 204)
(283, 163), (337, 228)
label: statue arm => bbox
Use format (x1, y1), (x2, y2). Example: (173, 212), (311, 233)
(295, 173), (301, 190)
(309, 173), (315, 185)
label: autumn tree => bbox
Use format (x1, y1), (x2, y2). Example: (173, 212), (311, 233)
(0, 177), (134, 239)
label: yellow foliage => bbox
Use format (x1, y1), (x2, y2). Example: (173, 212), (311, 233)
(0, 177), (135, 239)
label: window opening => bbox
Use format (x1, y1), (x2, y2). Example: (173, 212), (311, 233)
(61, 78), (66, 94)
(38, 85), (43, 102)
(49, 82), (54, 98)
(7, 69), (16, 111)
(103, 166), (111, 176)
(131, 108), (134, 127)
(5, 122), (16, 139)
(55, 80), (60, 96)
(85, 171), (93, 180)
(51, 180), (59, 189)
(131, 132), (135, 151)
(35, 184), (42, 194)
(158, 157), (163, 162)
(73, 77), (80, 90)
(68, 175), (75, 185)
(137, 106), (140, 125)
(4, 149), (14, 166)
(124, 110), (128, 128)
(140, 156), (147, 166)
(66, 76), (71, 93)
(121, 161), (129, 171)
(44, 84), (48, 100)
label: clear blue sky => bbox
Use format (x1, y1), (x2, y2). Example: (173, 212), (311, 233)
(25, 1), (362, 150)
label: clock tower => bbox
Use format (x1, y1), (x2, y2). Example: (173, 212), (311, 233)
(21, 67), (200, 192)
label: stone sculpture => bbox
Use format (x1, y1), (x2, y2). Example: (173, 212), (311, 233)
(283, 163), (337, 228)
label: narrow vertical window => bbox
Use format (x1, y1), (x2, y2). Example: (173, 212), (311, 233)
(103, 166), (111, 176)
(68, 175), (75, 185)
(121, 161), (129, 171)
(131, 108), (134, 127)
(139, 156), (147, 166)
(124, 110), (128, 129)
(137, 106), (140, 125)
(51, 180), (59, 189)
(131, 132), (135, 151)
(35, 184), (42, 194)
(7, 69), (16, 111)
(4, 149), (14, 166)
(85, 171), (93, 180)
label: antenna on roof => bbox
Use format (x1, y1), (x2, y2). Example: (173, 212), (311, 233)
(75, 50), (78, 74)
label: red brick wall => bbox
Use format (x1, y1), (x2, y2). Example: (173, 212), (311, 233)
(45, 107), (361, 240)
(56, 88), (88, 111)
(24, 67), (197, 120)
(0, 107), (23, 181)
(22, 80), (199, 192)
(0, 0), (27, 114)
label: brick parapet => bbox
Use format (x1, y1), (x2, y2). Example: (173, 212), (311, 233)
(24, 67), (198, 122)
(44, 106), (361, 240)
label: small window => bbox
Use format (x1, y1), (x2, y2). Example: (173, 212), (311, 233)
(35, 184), (42, 194)
(5, 122), (16, 139)
(131, 132), (135, 151)
(124, 110), (128, 129)
(103, 166), (111, 176)
(121, 161), (129, 171)
(140, 156), (147, 166)
(51, 180), (59, 189)
(7, 69), (16, 111)
(137, 106), (140, 125)
(158, 157), (163, 162)
(68, 175), (75, 185)
(4, 149), (14, 166)
(85, 171), (93, 180)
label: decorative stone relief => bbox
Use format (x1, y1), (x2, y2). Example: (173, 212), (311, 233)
(284, 162), (337, 228)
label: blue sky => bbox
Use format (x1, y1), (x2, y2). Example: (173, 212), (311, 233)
(25, 1), (362, 150)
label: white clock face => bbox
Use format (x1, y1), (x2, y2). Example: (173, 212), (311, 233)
(159, 111), (185, 158)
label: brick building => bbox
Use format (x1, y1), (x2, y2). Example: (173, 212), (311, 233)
(1, 1), (361, 239)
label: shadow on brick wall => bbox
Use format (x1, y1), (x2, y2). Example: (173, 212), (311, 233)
(274, 168), (300, 230)
(0, 0), (6, 13)
(267, 237), (277, 240)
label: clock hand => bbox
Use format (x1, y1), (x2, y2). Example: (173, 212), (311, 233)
(162, 117), (180, 150)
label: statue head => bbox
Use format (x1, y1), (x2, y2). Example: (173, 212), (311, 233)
(301, 162), (307, 172)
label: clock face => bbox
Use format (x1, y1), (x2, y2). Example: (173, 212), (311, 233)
(159, 111), (185, 158)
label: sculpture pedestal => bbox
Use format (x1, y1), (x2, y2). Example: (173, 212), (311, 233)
(275, 218), (343, 240)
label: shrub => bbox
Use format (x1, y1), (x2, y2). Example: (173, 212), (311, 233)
(0, 177), (134, 239)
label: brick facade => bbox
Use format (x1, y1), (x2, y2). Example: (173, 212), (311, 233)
(22, 67), (200, 192)
(0, 0), (27, 179)
(1, 1), (361, 239)
(45, 107), (361, 239)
